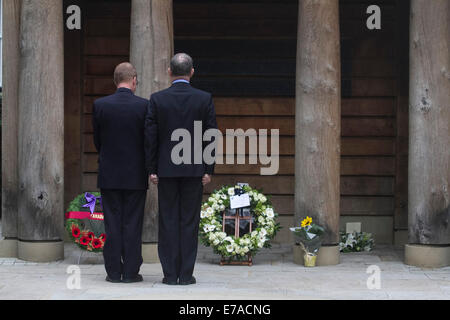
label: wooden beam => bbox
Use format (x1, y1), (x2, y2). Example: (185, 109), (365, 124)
(408, 0), (450, 244)
(130, 0), (174, 243)
(295, 0), (341, 245)
(17, 0), (64, 241)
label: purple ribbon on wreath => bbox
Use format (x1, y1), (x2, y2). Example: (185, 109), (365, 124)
(82, 192), (102, 214)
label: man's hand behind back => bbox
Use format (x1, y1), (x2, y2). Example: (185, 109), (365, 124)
(202, 174), (211, 186)
(150, 174), (159, 185)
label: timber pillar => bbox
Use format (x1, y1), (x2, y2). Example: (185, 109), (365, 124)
(0, 0), (21, 257)
(405, 0), (450, 268)
(130, 0), (174, 263)
(15, 0), (65, 262)
(294, 0), (341, 265)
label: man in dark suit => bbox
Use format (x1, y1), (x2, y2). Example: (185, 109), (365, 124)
(93, 62), (148, 283)
(145, 53), (218, 285)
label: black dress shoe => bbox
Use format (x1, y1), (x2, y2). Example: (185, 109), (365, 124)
(122, 274), (143, 283)
(105, 276), (122, 283)
(179, 276), (196, 286)
(162, 277), (178, 285)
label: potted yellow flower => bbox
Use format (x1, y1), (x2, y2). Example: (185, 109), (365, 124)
(290, 217), (325, 267)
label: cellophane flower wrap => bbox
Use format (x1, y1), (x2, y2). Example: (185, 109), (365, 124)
(290, 217), (325, 255)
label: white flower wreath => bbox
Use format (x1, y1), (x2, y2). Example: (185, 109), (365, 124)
(199, 184), (280, 259)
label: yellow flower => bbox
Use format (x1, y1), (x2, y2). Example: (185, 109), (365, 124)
(301, 216), (313, 228)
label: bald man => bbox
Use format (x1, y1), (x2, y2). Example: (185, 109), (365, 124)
(92, 63), (148, 283)
(145, 53), (218, 285)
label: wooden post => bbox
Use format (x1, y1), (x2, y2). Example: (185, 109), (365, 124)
(130, 0), (174, 263)
(406, 0), (450, 268)
(1, 0), (21, 239)
(294, 0), (341, 264)
(0, 0), (21, 257)
(17, 0), (64, 261)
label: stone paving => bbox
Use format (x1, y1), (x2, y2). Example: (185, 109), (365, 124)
(0, 242), (449, 300)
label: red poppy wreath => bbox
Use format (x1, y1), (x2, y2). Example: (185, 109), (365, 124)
(65, 192), (106, 252)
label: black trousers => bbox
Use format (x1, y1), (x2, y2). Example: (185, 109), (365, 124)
(158, 177), (203, 282)
(101, 189), (146, 280)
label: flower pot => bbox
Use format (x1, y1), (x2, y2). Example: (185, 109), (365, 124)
(304, 253), (317, 267)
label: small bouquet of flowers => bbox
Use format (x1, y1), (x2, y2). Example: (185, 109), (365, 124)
(290, 216), (325, 267)
(339, 231), (374, 253)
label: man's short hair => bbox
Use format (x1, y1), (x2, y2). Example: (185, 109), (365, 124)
(170, 53), (194, 77)
(114, 62), (137, 85)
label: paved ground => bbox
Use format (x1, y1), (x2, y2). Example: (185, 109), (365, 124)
(0, 243), (449, 300)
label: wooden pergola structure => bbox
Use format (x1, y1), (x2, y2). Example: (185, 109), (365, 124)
(1, 0), (449, 267)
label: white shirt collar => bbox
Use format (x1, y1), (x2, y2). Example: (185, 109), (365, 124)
(172, 79), (190, 84)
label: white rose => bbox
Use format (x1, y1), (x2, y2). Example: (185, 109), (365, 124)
(227, 188), (235, 196)
(257, 241), (264, 248)
(208, 225), (216, 232)
(208, 197), (214, 203)
(214, 193), (220, 200)
(251, 231), (258, 237)
(219, 205), (226, 211)
(261, 196), (267, 203)
(243, 246), (249, 253)
(258, 216), (265, 224)
(212, 203), (219, 210)
(200, 211), (207, 218)
(219, 232), (227, 239)
(265, 208), (275, 219)
(206, 207), (214, 215)
(213, 239), (220, 246)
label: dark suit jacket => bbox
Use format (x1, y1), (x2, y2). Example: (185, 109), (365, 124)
(144, 82), (218, 178)
(93, 87), (149, 190)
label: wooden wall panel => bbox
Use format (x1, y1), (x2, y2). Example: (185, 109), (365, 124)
(84, 37), (130, 56)
(173, 0), (401, 224)
(76, 0), (406, 235)
(64, 0), (83, 207)
(80, 0), (131, 192)
(393, 0), (410, 231)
